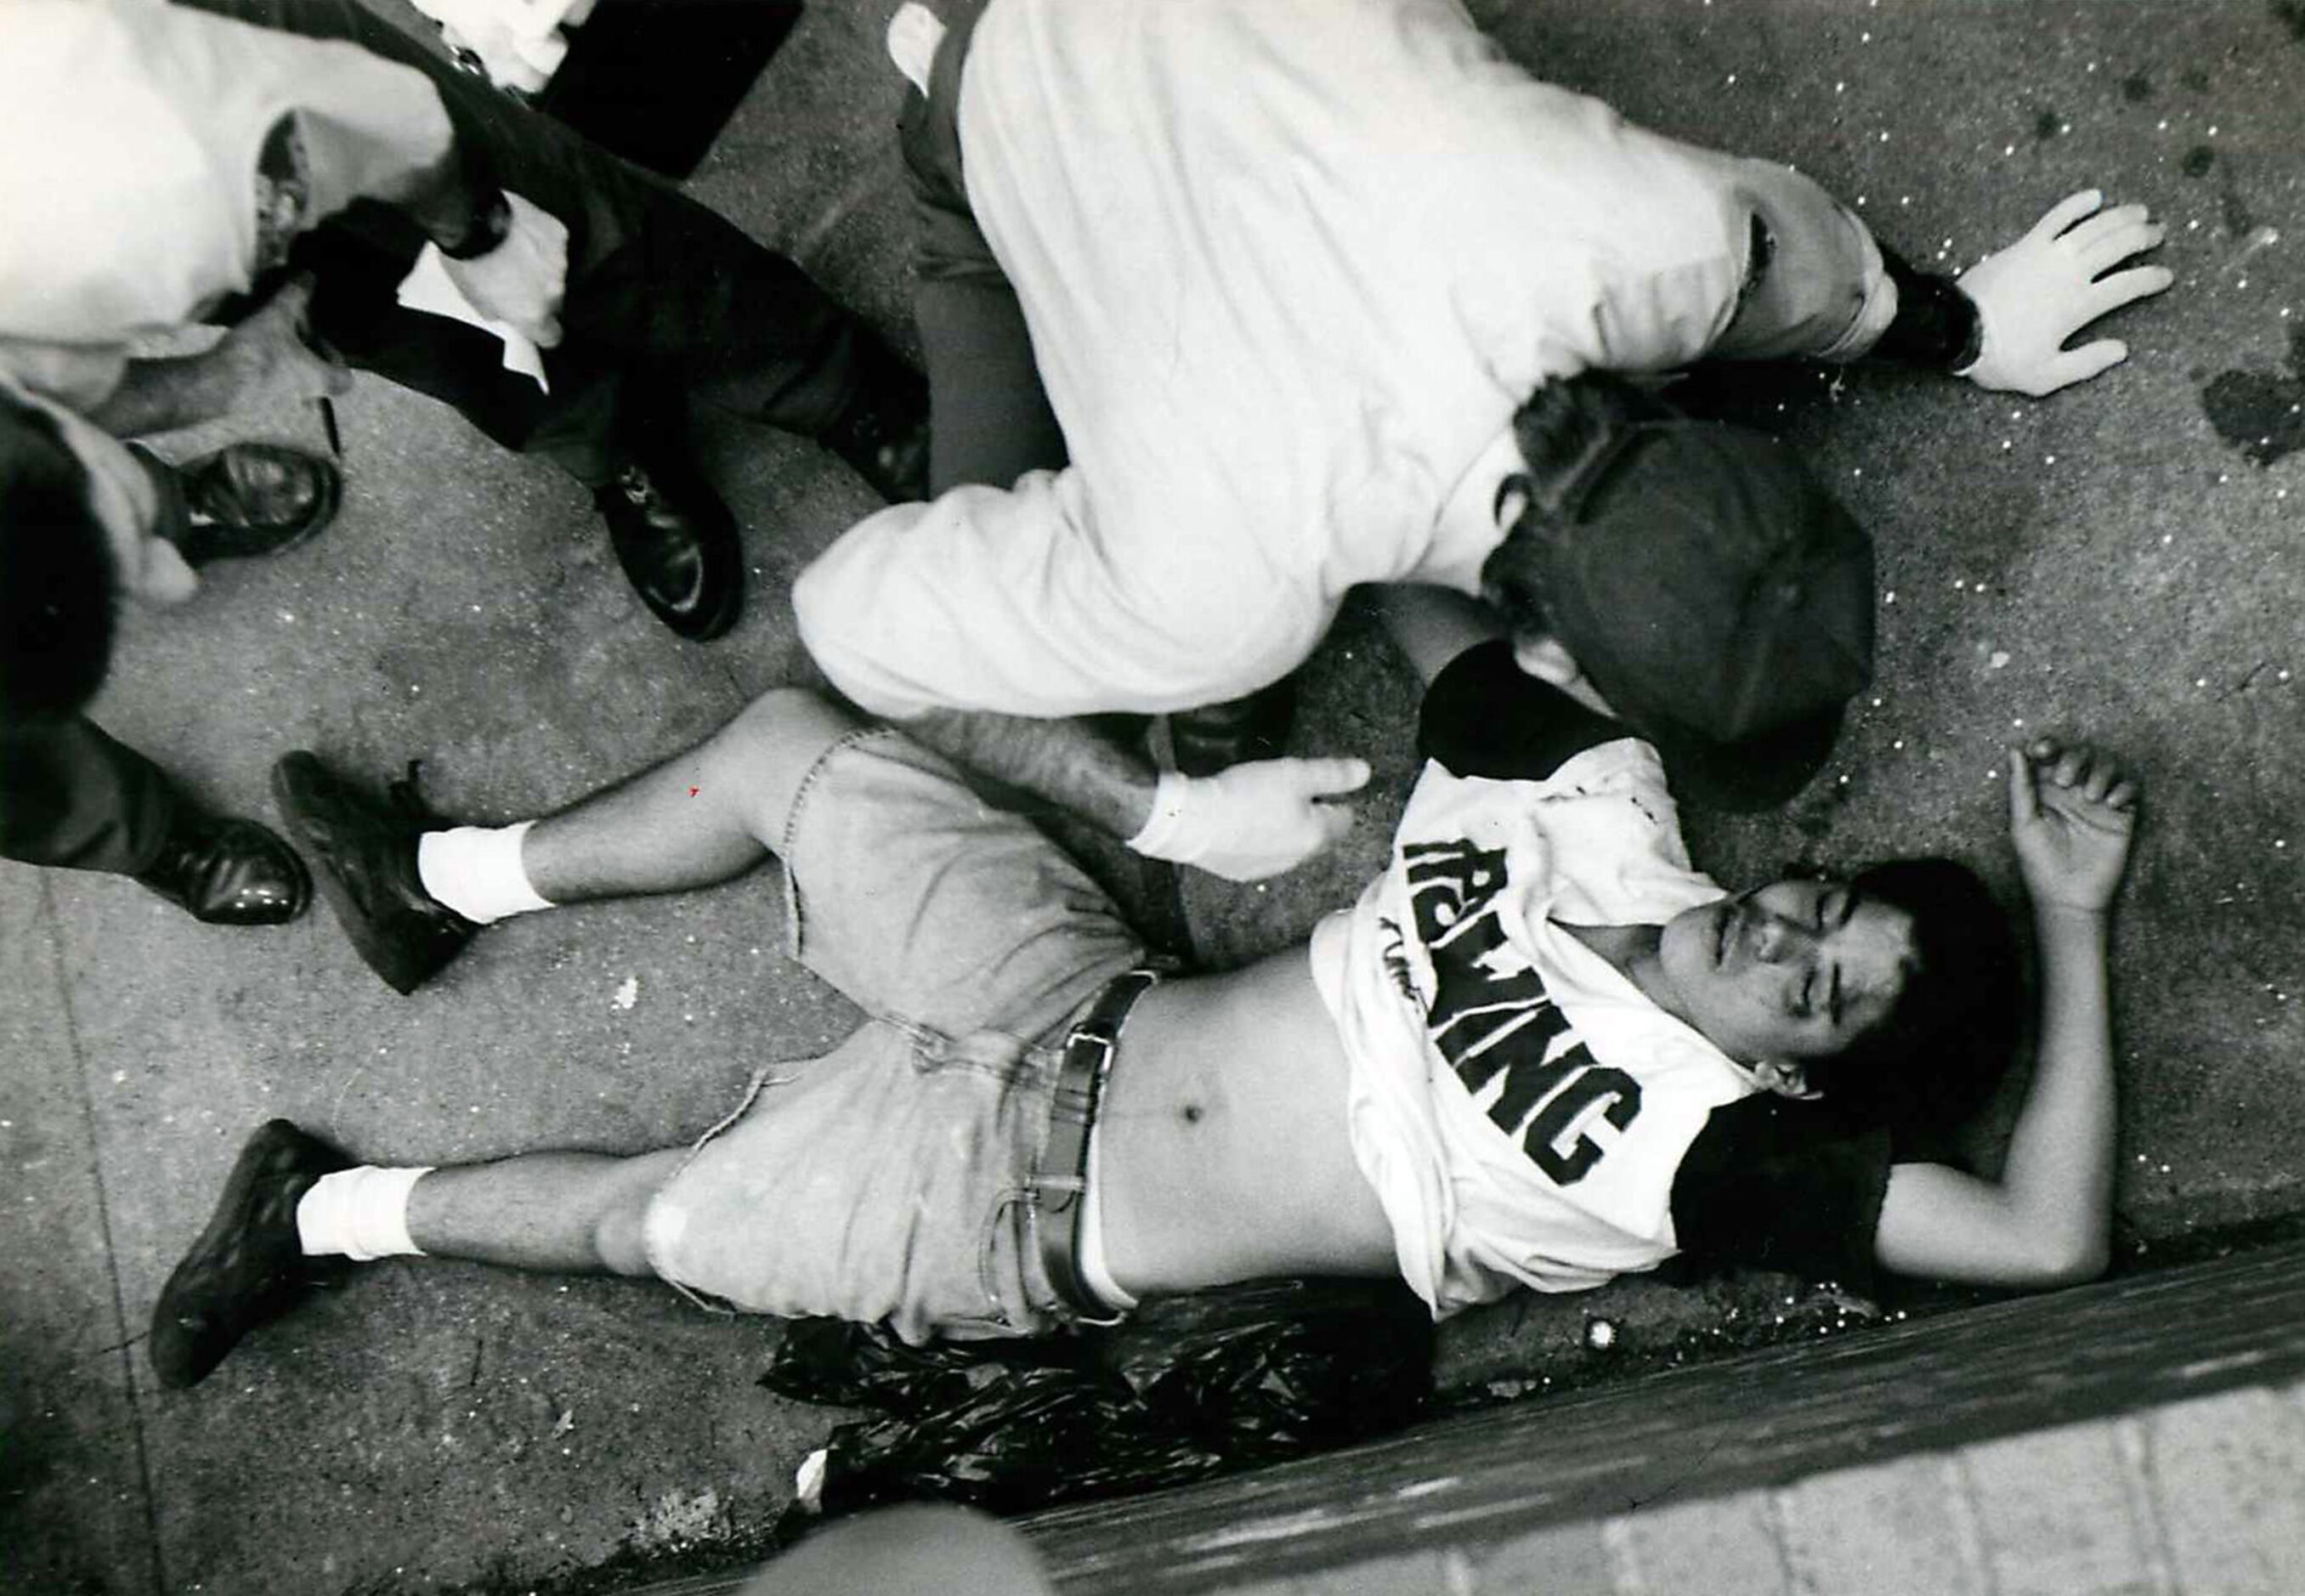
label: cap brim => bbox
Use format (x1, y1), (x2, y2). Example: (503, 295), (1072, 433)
(1646, 701), (1845, 813)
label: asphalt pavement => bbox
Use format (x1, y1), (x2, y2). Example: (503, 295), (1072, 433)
(3, 2), (2299, 1592)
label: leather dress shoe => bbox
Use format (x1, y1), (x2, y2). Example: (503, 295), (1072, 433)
(271, 752), (478, 994)
(1169, 677), (1300, 778)
(134, 810), (310, 925)
(592, 458), (742, 641)
(820, 349), (931, 504)
(166, 443), (343, 566)
(149, 1119), (352, 1390)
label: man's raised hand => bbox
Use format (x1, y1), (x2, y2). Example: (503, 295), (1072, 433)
(213, 272), (352, 413)
(1957, 190), (2172, 397)
(2007, 737), (2138, 915)
(439, 192), (569, 349)
(1128, 756), (1373, 881)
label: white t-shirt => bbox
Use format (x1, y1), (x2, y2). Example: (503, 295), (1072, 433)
(1307, 735), (1759, 1316)
(796, 0), (1893, 722)
(0, 1), (450, 367)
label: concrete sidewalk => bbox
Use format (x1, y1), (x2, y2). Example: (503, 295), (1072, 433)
(1015, 1241), (2305, 1595)
(3, 2), (2300, 1593)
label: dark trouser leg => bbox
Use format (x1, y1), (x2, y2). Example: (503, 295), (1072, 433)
(0, 719), (309, 922)
(1167, 679), (1300, 775)
(129, 449), (194, 546)
(913, 276), (1068, 496)
(0, 718), (180, 876)
(898, 0), (1066, 495)
(185, 0), (894, 483)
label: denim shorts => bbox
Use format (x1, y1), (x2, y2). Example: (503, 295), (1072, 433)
(642, 727), (1144, 1344)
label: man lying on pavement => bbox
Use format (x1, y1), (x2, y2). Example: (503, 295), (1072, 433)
(150, 592), (2138, 1389)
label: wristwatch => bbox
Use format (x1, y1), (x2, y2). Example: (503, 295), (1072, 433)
(440, 186), (513, 260)
(1874, 246), (1985, 372)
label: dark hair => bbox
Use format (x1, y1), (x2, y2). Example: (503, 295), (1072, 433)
(0, 393), (117, 720)
(1477, 371), (1674, 635)
(1802, 857), (2024, 1134)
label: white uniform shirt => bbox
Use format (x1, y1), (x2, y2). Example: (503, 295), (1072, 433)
(796, 0), (1893, 722)
(0, 0), (450, 399)
(1307, 735), (1758, 1316)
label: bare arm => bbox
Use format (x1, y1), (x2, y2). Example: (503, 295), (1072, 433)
(1373, 584), (1624, 725)
(1873, 738), (2138, 1287)
(794, 489), (1367, 881)
(1371, 585), (1509, 688)
(903, 705), (1371, 883)
(78, 277), (349, 438)
(905, 708), (1158, 841)
(82, 353), (247, 438)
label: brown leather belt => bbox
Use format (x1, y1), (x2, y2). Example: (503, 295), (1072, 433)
(1033, 968), (1159, 1322)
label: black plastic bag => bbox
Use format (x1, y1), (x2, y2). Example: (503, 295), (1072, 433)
(762, 1277), (1434, 1521)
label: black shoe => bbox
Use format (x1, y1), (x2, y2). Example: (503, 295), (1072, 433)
(134, 811), (310, 925)
(149, 1119), (353, 1390)
(1169, 677), (1300, 778)
(820, 347), (931, 504)
(166, 444), (343, 567)
(270, 753), (478, 995)
(592, 457), (742, 642)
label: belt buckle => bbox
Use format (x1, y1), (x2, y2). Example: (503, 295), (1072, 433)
(1032, 975), (1152, 1323)
(1058, 1025), (1119, 1115)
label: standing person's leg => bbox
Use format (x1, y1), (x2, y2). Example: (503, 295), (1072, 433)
(0, 717), (309, 925)
(131, 439), (341, 570)
(0, 380), (323, 924)
(2, 717), (180, 876)
(580, 186), (931, 507)
(182, 0), (926, 642)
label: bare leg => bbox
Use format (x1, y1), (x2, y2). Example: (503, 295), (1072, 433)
(520, 687), (861, 903)
(405, 1147), (689, 1276)
(152, 1128), (705, 1389)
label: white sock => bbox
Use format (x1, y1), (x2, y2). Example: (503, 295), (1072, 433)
(416, 822), (552, 924)
(886, 3), (945, 96)
(296, 1165), (433, 1260)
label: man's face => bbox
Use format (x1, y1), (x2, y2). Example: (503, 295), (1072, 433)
(1657, 878), (1916, 1070)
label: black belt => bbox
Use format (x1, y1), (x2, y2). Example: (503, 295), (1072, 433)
(1033, 968), (1160, 1322)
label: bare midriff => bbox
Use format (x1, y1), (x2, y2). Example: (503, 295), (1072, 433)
(1092, 945), (1399, 1298)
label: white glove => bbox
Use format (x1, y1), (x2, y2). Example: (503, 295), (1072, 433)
(1126, 758), (1372, 882)
(1956, 189), (2172, 397)
(410, 0), (577, 91)
(439, 192), (569, 349)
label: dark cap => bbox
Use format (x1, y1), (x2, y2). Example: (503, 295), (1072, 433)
(1530, 419), (1873, 810)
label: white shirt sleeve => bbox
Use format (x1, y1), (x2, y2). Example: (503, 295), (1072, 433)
(0, 0), (451, 344)
(795, 467), (1336, 722)
(1689, 152), (1896, 365)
